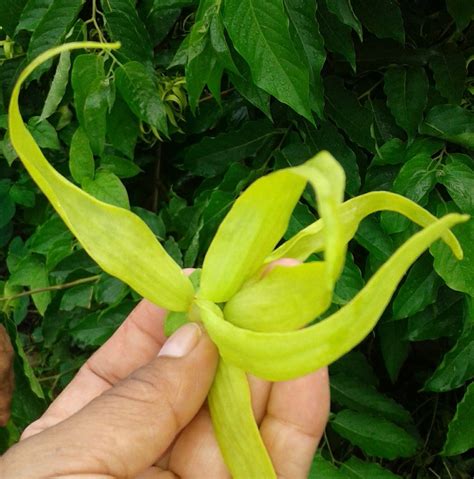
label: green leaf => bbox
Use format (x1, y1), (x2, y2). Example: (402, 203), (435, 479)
(16, 0), (50, 32)
(101, 0), (154, 64)
(341, 456), (402, 478)
(284, 0), (326, 117)
(59, 283), (94, 311)
(392, 254), (440, 320)
(8, 255), (51, 315)
(317, 2), (355, 70)
(330, 351), (379, 387)
(446, 0), (474, 31)
(0, 0), (28, 36)
(27, 117), (60, 150)
(115, 61), (168, 136)
(182, 120), (275, 177)
(429, 50), (466, 104)
(381, 155), (437, 234)
(94, 274), (128, 305)
(439, 155), (474, 215)
(383, 66), (429, 138)
(71, 54), (108, 155)
(0, 183), (15, 229)
(333, 253), (364, 305)
(324, 0), (362, 39)
(331, 409), (418, 459)
(378, 319), (410, 383)
(420, 105), (474, 149)
(431, 217), (474, 297)
(351, 0), (405, 43)
(424, 326), (474, 392)
(82, 170), (130, 210)
(324, 76), (374, 152)
(26, 0), (84, 64)
(69, 126), (95, 185)
(442, 382), (474, 456)
(302, 121), (361, 195)
(330, 373), (412, 425)
(40, 51), (71, 121)
(309, 454), (345, 478)
(223, 0), (312, 120)
(100, 154), (141, 179)
(106, 95), (139, 159)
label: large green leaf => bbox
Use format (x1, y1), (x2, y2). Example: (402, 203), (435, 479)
(324, 0), (362, 39)
(101, 0), (154, 64)
(309, 454), (345, 478)
(223, 0), (312, 120)
(284, 0), (326, 117)
(442, 382), (474, 456)
(351, 0), (405, 43)
(429, 50), (467, 104)
(420, 105), (474, 149)
(0, 0), (28, 36)
(115, 61), (168, 136)
(182, 120), (275, 177)
(341, 457), (402, 478)
(69, 126), (95, 185)
(446, 0), (474, 31)
(439, 155), (474, 215)
(331, 409), (418, 459)
(431, 217), (473, 297)
(424, 326), (474, 392)
(82, 170), (130, 210)
(106, 95), (139, 159)
(26, 0), (84, 62)
(330, 373), (412, 425)
(392, 254), (440, 320)
(317, 2), (355, 70)
(383, 66), (429, 138)
(324, 76), (374, 152)
(15, 0), (50, 32)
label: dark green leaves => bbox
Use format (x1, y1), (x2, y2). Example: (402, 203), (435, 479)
(442, 382), (474, 456)
(101, 0), (154, 64)
(27, 0), (84, 62)
(115, 61), (168, 136)
(421, 105), (474, 149)
(71, 54), (108, 155)
(182, 120), (275, 177)
(352, 0), (405, 43)
(223, 0), (312, 120)
(69, 127), (95, 185)
(429, 51), (466, 104)
(446, 0), (474, 31)
(331, 409), (419, 459)
(284, 0), (326, 117)
(384, 66), (429, 138)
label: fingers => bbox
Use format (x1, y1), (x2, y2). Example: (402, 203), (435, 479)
(4, 324), (218, 479)
(21, 299), (168, 439)
(260, 368), (330, 479)
(0, 325), (14, 427)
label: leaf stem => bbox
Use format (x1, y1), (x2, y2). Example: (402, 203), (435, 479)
(0, 275), (101, 302)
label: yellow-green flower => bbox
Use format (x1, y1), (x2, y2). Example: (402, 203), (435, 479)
(9, 42), (468, 478)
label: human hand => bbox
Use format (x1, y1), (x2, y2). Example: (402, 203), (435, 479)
(0, 324), (14, 427)
(0, 267), (330, 479)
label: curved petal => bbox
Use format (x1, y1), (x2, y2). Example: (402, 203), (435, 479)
(9, 42), (194, 312)
(197, 214), (468, 381)
(224, 262), (330, 331)
(267, 192), (464, 263)
(200, 170), (306, 302)
(208, 360), (276, 478)
(200, 151), (345, 303)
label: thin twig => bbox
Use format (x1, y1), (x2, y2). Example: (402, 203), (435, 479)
(0, 275), (101, 302)
(199, 87), (235, 103)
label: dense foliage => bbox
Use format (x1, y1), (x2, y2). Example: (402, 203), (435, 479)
(0, 0), (473, 476)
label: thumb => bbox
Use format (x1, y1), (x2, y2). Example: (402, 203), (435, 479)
(2, 323), (218, 479)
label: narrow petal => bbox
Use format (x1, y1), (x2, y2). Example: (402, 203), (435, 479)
(208, 360), (276, 479)
(267, 192), (464, 263)
(198, 214), (468, 381)
(200, 170), (306, 302)
(224, 262), (330, 331)
(9, 42), (194, 312)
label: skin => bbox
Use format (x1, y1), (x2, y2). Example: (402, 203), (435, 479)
(0, 324), (14, 426)
(0, 263), (330, 478)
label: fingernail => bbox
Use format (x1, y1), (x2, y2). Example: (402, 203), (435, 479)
(158, 323), (201, 358)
